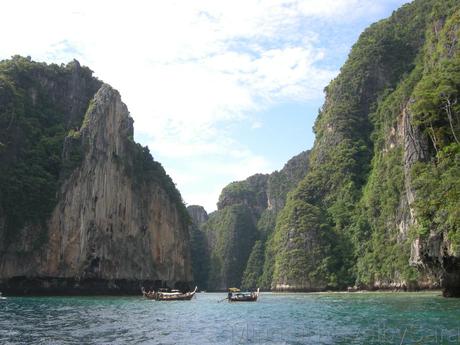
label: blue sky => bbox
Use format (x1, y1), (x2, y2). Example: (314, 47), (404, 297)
(1, 0), (410, 211)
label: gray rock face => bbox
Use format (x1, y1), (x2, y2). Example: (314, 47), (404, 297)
(47, 85), (191, 282)
(400, 106), (460, 296)
(187, 205), (209, 226)
(382, 99), (460, 295)
(402, 106), (429, 213)
(217, 173), (269, 219)
(399, 106), (429, 260)
(267, 150), (310, 212)
(0, 75), (192, 293)
(216, 151), (311, 219)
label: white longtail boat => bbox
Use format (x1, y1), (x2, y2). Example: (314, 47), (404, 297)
(142, 286), (197, 301)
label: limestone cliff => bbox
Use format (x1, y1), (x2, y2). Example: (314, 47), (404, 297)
(217, 174), (269, 219)
(403, 9), (460, 296)
(266, 151), (310, 213)
(0, 58), (192, 294)
(187, 205), (209, 226)
(360, 5), (460, 296)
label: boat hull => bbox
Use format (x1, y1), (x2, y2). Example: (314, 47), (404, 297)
(142, 286), (197, 301)
(229, 296), (258, 302)
(228, 288), (259, 302)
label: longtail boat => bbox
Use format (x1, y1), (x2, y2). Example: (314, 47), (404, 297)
(142, 286), (197, 301)
(227, 288), (259, 302)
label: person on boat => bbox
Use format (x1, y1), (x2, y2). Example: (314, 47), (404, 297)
(228, 291), (232, 300)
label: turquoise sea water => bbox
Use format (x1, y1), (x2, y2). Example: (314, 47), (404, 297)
(0, 292), (459, 344)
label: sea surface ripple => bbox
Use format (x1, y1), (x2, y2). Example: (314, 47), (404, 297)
(1, 291), (459, 344)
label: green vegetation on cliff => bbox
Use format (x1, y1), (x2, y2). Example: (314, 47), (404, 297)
(0, 56), (101, 247)
(240, 240), (264, 289)
(203, 204), (258, 290)
(272, 0), (460, 291)
(126, 144), (190, 226)
(352, 68), (423, 287)
(410, 7), (460, 249)
(190, 152), (309, 291)
(413, 144), (460, 245)
(189, 221), (210, 289)
(272, 200), (336, 290)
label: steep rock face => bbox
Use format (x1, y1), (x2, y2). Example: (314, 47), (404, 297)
(0, 58), (192, 294)
(43, 85), (191, 286)
(353, 98), (434, 291)
(266, 151), (310, 213)
(217, 174), (269, 219)
(403, 7), (460, 296)
(0, 57), (101, 257)
(361, 6), (460, 296)
(187, 205), (209, 226)
(271, 16), (412, 290)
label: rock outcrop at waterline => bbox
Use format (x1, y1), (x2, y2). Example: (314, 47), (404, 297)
(0, 57), (192, 294)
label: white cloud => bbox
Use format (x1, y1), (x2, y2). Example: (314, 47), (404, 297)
(251, 121), (263, 129)
(0, 0), (410, 211)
